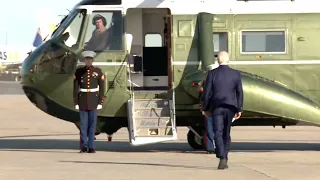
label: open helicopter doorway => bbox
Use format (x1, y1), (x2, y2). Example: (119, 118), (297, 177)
(126, 8), (172, 90)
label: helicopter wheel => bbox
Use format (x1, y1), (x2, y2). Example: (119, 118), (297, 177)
(187, 129), (205, 150)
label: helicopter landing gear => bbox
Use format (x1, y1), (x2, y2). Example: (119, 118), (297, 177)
(187, 127), (205, 150)
(107, 134), (113, 142)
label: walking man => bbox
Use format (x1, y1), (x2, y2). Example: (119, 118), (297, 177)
(201, 63), (220, 154)
(73, 50), (105, 153)
(202, 51), (243, 169)
(200, 80), (215, 154)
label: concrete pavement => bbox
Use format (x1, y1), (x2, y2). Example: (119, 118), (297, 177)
(0, 95), (319, 180)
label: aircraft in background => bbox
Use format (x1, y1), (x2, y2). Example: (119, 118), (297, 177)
(0, 16), (62, 75)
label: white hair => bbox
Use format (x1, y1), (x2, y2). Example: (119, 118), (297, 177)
(217, 51), (230, 64)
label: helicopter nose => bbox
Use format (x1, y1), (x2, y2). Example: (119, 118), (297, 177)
(20, 53), (38, 87)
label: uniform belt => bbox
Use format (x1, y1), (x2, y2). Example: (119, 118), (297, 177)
(79, 87), (99, 92)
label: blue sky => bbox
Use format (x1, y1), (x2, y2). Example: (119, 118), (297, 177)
(0, 0), (80, 47)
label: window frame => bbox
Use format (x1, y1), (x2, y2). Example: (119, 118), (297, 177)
(51, 9), (87, 43)
(144, 33), (163, 47)
(239, 29), (287, 55)
(213, 31), (229, 55)
(84, 9), (125, 52)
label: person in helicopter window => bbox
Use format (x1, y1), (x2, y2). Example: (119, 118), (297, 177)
(84, 14), (110, 52)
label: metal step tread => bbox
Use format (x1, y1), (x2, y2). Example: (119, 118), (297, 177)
(135, 126), (173, 129)
(133, 116), (171, 119)
(134, 135), (174, 138)
(133, 107), (172, 110)
(134, 98), (169, 101)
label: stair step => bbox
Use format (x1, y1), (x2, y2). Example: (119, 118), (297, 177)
(134, 117), (171, 119)
(134, 98), (165, 101)
(134, 117), (171, 128)
(133, 108), (168, 110)
(133, 108), (170, 117)
(134, 127), (174, 136)
(135, 126), (172, 129)
(133, 99), (170, 108)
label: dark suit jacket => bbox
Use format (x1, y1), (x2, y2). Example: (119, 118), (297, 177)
(202, 65), (243, 113)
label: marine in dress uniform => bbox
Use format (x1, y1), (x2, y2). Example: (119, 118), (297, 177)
(73, 51), (105, 153)
(202, 51), (243, 170)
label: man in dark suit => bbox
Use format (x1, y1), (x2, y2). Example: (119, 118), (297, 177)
(200, 63), (219, 154)
(202, 51), (243, 169)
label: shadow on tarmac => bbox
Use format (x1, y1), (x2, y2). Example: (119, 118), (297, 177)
(59, 160), (213, 170)
(0, 138), (319, 154)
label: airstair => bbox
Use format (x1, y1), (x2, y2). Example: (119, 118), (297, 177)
(126, 64), (177, 146)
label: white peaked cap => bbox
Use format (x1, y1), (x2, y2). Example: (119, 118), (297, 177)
(82, 51), (96, 58)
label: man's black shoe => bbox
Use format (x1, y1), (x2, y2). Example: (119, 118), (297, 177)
(79, 147), (87, 153)
(218, 159), (227, 170)
(88, 148), (96, 153)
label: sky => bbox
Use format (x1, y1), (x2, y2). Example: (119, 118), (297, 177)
(0, 0), (81, 47)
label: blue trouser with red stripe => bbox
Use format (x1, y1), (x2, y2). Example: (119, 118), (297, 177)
(204, 116), (215, 152)
(79, 110), (97, 149)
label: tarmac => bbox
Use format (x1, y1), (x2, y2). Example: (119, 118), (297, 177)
(0, 81), (319, 180)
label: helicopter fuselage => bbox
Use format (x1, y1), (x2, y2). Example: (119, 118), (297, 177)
(21, 0), (320, 149)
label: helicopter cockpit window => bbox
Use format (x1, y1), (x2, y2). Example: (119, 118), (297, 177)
(37, 10), (86, 74)
(84, 11), (124, 52)
(60, 11), (85, 48)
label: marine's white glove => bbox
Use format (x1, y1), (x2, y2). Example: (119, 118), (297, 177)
(97, 104), (102, 110)
(75, 105), (79, 110)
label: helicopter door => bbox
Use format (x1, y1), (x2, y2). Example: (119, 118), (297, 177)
(126, 9), (177, 145)
(142, 9), (169, 88)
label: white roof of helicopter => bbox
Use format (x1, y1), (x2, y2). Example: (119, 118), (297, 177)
(77, 0), (320, 15)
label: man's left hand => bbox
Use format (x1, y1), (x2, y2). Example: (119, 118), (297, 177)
(97, 104), (102, 110)
(202, 111), (211, 117)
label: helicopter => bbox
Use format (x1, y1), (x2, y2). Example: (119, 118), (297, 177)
(21, 0), (320, 150)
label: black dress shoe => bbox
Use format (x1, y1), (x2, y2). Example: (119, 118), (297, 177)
(79, 147), (87, 153)
(88, 148), (96, 153)
(218, 159), (227, 170)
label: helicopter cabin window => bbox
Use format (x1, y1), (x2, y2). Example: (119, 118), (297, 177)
(213, 32), (228, 56)
(37, 9), (86, 74)
(241, 30), (286, 53)
(145, 34), (162, 47)
(84, 11), (123, 52)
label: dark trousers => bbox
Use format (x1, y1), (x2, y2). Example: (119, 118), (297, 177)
(204, 116), (215, 152)
(212, 106), (235, 159)
(79, 110), (97, 149)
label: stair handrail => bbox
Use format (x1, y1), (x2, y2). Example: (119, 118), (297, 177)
(126, 53), (136, 138)
(169, 55), (176, 130)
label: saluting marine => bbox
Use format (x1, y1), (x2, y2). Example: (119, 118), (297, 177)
(73, 50), (105, 153)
